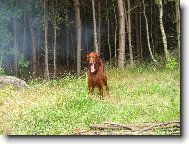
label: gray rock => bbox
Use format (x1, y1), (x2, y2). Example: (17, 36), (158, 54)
(0, 76), (28, 88)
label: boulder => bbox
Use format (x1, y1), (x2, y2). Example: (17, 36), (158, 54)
(0, 76), (28, 88)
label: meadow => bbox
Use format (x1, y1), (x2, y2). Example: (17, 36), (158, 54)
(0, 64), (180, 135)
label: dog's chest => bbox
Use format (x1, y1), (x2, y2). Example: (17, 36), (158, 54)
(89, 73), (102, 86)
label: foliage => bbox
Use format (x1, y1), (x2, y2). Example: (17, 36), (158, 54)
(0, 0), (180, 77)
(0, 3), (14, 68)
(166, 56), (179, 70)
(0, 67), (180, 135)
(154, 0), (175, 5)
(17, 53), (30, 68)
(0, 67), (4, 75)
(0, 0), (25, 73)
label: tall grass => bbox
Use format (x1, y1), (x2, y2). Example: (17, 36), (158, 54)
(0, 65), (180, 135)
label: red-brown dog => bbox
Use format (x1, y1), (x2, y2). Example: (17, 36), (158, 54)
(86, 52), (110, 99)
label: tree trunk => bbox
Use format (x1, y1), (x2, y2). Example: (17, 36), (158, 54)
(70, 28), (76, 66)
(154, 3), (157, 55)
(106, 0), (111, 63)
(159, 0), (169, 61)
(23, 12), (26, 56)
(98, 0), (101, 53)
(0, 52), (3, 69)
(175, 0), (180, 57)
(127, 0), (134, 65)
(65, 7), (69, 68)
(143, 0), (157, 63)
(139, 0), (143, 62)
(28, 0), (37, 78)
(44, 0), (49, 80)
(92, 0), (99, 53)
(84, 6), (89, 52)
(135, 0), (140, 61)
(53, 22), (57, 78)
(62, 22), (64, 65)
(37, 25), (40, 68)
(74, 0), (81, 75)
(150, 0), (155, 54)
(117, 0), (126, 68)
(112, 0), (117, 65)
(52, 0), (57, 78)
(13, 18), (18, 77)
(66, 23), (69, 68)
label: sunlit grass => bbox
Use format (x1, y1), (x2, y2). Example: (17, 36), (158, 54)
(0, 65), (180, 135)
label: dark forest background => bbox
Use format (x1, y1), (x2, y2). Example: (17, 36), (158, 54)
(0, 0), (180, 79)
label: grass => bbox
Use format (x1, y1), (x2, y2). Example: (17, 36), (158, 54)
(0, 65), (180, 135)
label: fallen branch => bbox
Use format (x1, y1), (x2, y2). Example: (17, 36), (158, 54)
(73, 121), (180, 135)
(137, 121), (180, 135)
(90, 122), (133, 130)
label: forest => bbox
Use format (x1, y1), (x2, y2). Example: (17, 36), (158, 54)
(0, 0), (180, 79)
(0, 0), (180, 135)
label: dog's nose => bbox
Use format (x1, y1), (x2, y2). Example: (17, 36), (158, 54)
(89, 62), (93, 65)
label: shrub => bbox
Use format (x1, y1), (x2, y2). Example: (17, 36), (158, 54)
(166, 57), (179, 70)
(0, 67), (4, 75)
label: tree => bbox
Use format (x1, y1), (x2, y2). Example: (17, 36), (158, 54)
(0, 3), (13, 70)
(28, 0), (37, 78)
(150, 0), (155, 54)
(117, 0), (126, 68)
(143, 0), (157, 63)
(134, 0), (140, 61)
(98, 0), (101, 53)
(44, 0), (50, 80)
(0, 0), (179, 77)
(53, 0), (58, 78)
(74, 0), (81, 75)
(23, 11), (27, 58)
(112, 0), (118, 64)
(139, 0), (143, 62)
(159, 0), (169, 61)
(13, 16), (18, 77)
(84, 5), (89, 52)
(66, 11), (69, 68)
(0, 0), (29, 76)
(175, 0), (180, 57)
(92, 0), (99, 53)
(106, 0), (111, 63)
(127, 0), (134, 65)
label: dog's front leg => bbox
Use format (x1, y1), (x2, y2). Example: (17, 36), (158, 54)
(99, 84), (104, 100)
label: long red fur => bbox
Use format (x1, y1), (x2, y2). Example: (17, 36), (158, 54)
(86, 52), (110, 99)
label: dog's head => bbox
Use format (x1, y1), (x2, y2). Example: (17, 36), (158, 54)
(86, 52), (100, 73)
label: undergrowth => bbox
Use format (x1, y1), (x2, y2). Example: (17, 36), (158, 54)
(0, 65), (180, 135)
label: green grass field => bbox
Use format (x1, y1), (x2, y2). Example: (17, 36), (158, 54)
(0, 65), (180, 135)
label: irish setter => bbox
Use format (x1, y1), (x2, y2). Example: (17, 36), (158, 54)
(86, 52), (110, 100)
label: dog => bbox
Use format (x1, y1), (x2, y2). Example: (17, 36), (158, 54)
(86, 52), (110, 99)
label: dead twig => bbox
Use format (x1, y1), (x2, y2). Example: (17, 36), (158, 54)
(137, 121), (180, 135)
(73, 121), (180, 135)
